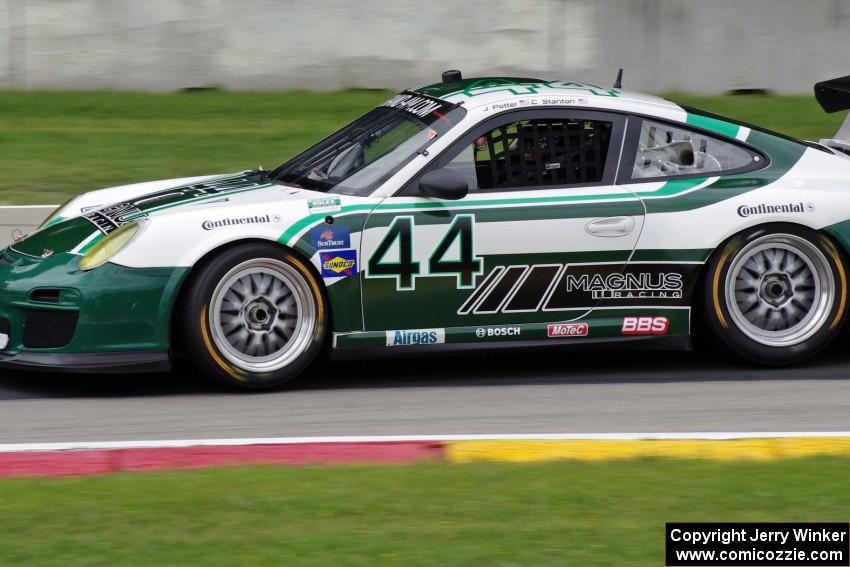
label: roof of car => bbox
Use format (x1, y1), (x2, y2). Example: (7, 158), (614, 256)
(412, 77), (680, 113)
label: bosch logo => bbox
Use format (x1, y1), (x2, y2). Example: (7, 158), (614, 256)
(547, 323), (589, 338)
(475, 327), (520, 338)
(621, 316), (670, 336)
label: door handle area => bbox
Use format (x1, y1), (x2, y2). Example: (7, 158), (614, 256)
(585, 216), (636, 237)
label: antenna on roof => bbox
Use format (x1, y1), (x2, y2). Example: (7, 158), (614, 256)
(613, 68), (623, 89)
(442, 69), (462, 84)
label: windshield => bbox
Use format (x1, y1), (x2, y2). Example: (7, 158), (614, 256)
(271, 92), (466, 196)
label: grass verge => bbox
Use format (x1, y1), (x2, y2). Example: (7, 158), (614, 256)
(0, 90), (844, 204)
(0, 458), (847, 566)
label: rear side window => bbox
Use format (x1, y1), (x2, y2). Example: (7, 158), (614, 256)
(631, 119), (759, 180)
(447, 117), (613, 191)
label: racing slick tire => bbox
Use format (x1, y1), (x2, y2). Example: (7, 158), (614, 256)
(702, 223), (848, 365)
(179, 242), (328, 389)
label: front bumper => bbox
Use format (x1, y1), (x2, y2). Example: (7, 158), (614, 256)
(0, 248), (188, 373)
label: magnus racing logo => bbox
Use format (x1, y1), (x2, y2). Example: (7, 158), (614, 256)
(386, 328), (445, 346)
(459, 262), (699, 315)
(737, 202), (814, 217)
(565, 272), (683, 300)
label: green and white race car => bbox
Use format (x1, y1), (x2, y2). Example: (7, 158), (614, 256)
(4, 71), (850, 388)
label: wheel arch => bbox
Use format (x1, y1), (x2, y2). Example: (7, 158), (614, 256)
(692, 220), (849, 338)
(166, 238), (331, 358)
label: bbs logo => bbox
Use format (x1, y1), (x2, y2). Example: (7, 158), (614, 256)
(621, 316), (669, 336)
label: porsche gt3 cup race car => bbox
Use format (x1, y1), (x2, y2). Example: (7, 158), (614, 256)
(4, 70), (850, 389)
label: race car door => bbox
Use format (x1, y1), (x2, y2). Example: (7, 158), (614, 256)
(359, 108), (645, 334)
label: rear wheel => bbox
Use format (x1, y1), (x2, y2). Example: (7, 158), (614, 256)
(702, 224), (847, 365)
(179, 243), (327, 389)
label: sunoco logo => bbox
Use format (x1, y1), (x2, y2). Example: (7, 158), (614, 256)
(386, 329), (445, 346)
(737, 202), (814, 217)
(565, 272), (683, 300)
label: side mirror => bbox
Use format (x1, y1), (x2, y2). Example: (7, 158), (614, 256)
(419, 168), (469, 200)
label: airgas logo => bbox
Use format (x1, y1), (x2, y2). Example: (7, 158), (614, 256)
(386, 328), (445, 346)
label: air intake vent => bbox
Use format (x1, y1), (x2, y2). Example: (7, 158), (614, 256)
(29, 289), (61, 303)
(22, 310), (78, 348)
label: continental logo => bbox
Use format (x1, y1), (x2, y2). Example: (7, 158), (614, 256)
(737, 202), (814, 217)
(386, 328), (445, 346)
(201, 214), (279, 231)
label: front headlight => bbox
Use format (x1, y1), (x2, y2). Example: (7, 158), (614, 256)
(79, 221), (141, 271)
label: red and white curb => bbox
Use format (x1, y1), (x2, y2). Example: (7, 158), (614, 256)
(2, 432), (850, 478)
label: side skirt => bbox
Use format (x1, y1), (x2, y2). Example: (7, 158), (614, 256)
(331, 335), (692, 361)
(332, 308), (692, 360)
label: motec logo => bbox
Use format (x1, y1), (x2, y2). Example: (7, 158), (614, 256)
(547, 323), (589, 338)
(621, 316), (670, 336)
(386, 328), (446, 346)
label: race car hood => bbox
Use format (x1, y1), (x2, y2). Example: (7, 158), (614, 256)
(9, 172), (308, 258)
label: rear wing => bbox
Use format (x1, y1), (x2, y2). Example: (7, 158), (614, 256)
(815, 75), (850, 154)
(815, 75), (850, 113)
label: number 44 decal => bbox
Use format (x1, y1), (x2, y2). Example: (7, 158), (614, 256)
(367, 215), (482, 291)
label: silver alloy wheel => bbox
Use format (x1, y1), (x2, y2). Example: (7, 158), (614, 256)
(210, 258), (316, 372)
(725, 234), (834, 347)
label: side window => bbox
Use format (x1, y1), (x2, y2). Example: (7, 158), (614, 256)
(632, 119), (757, 179)
(446, 117), (613, 191)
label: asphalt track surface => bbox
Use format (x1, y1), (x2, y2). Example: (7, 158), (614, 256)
(2, 344), (850, 444)
(2, 208), (850, 444)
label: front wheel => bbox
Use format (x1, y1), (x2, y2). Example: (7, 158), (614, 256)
(179, 243), (328, 389)
(702, 224), (847, 365)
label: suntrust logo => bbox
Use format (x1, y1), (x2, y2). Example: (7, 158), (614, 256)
(737, 202), (814, 218)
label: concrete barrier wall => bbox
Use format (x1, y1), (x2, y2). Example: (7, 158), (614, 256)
(1, 0), (850, 94)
